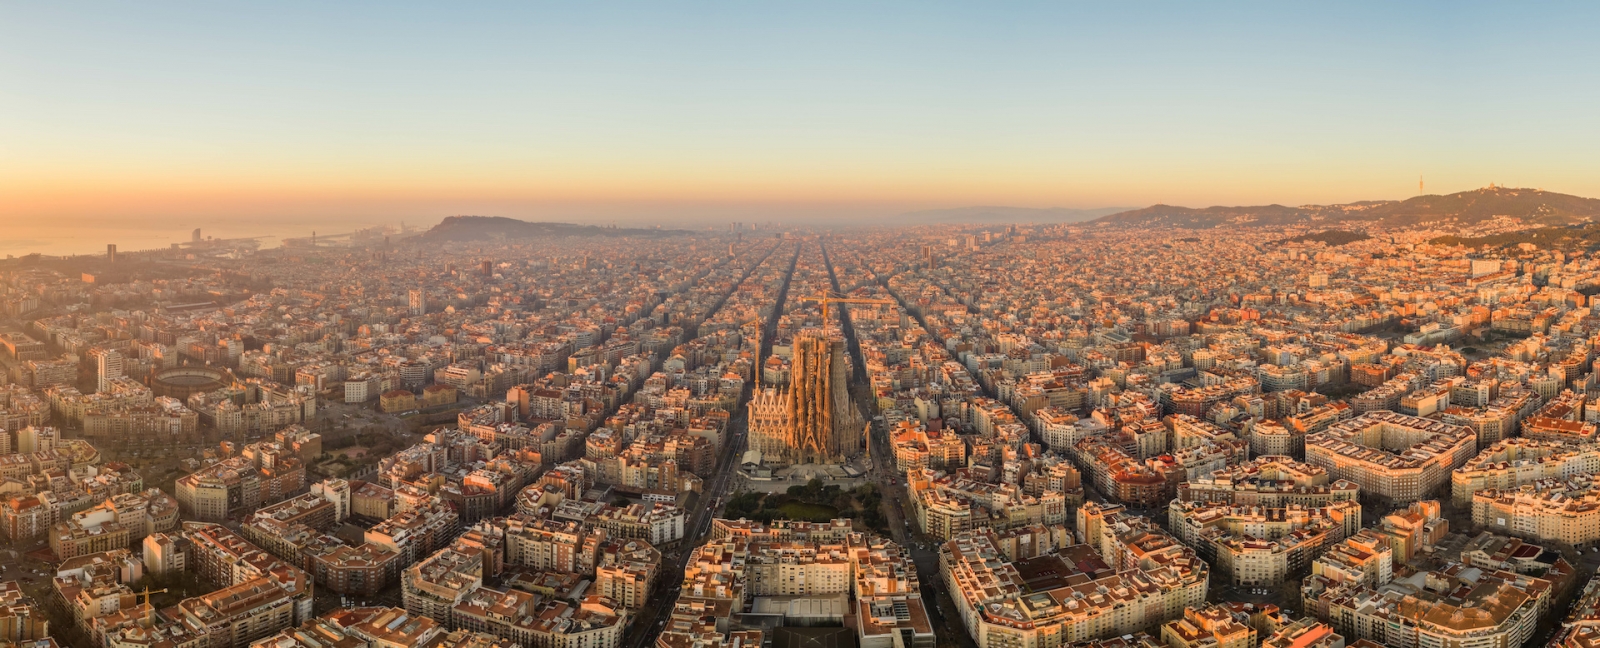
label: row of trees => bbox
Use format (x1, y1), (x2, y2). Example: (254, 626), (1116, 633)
(722, 479), (887, 531)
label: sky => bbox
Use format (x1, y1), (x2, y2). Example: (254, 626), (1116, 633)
(4, 1), (1600, 229)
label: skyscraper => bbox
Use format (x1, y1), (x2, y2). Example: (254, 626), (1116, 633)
(409, 289), (425, 316)
(92, 348), (124, 393)
(749, 329), (865, 464)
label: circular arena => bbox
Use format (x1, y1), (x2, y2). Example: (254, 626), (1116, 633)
(150, 366), (232, 399)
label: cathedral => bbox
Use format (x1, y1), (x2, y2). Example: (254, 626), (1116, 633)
(748, 330), (865, 464)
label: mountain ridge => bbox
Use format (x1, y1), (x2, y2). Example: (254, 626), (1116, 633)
(417, 216), (692, 242)
(1090, 187), (1600, 229)
(896, 205), (1133, 224)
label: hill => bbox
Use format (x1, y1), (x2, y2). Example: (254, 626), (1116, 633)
(1430, 223), (1600, 251)
(1091, 187), (1600, 229)
(1094, 204), (1313, 228)
(896, 205), (1133, 224)
(1279, 230), (1373, 246)
(417, 216), (691, 242)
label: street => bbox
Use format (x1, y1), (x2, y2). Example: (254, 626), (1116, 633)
(622, 242), (796, 648)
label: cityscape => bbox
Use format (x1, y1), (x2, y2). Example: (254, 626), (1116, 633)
(11, 4), (1600, 648)
(6, 208), (1600, 648)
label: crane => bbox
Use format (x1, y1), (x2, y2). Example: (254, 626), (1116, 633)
(799, 292), (895, 323)
(138, 586), (168, 625)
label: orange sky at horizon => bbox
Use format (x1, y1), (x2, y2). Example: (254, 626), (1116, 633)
(5, 159), (1579, 224)
(9, 5), (1600, 225)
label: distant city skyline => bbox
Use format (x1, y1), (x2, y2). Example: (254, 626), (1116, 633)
(13, 4), (1600, 644)
(6, 2), (1600, 224)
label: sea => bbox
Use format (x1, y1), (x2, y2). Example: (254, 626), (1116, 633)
(1, 218), (420, 258)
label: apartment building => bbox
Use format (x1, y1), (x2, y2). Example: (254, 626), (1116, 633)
(1318, 563), (1550, 648)
(1179, 456), (1361, 507)
(174, 442), (306, 521)
(588, 502), (685, 546)
(1472, 475), (1600, 546)
(505, 516), (589, 573)
(1259, 619), (1345, 648)
(1305, 411), (1476, 501)
(669, 524), (932, 648)
(51, 489), (180, 560)
(588, 538), (660, 610)
(1522, 391), (1599, 444)
(1306, 529), (1394, 596)
(452, 590), (626, 648)
(1452, 438), (1600, 504)
(108, 522), (315, 648)
(908, 471), (1068, 541)
(1248, 421), (1305, 459)
(889, 420), (967, 472)
(1073, 436), (1170, 507)
(1168, 499), (1362, 586)
(401, 547), (485, 625)
(1160, 604), (1257, 648)
(364, 498), (460, 564)
(944, 510), (1208, 648)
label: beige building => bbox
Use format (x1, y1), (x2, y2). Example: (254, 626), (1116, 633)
(1317, 563), (1549, 648)
(1169, 499), (1362, 586)
(889, 420), (967, 472)
(1305, 529), (1393, 594)
(1260, 619), (1344, 648)
(1249, 421), (1304, 459)
(590, 538), (660, 610)
(452, 590), (625, 648)
(1452, 438), (1600, 504)
(1472, 476), (1600, 546)
(908, 470), (1068, 541)
(941, 503), (1209, 648)
(1305, 411), (1476, 501)
(1161, 604), (1257, 648)
(174, 441), (307, 521)
(82, 398), (199, 441)
(1179, 456), (1361, 508)
(401, 547), (484, 625)
(52, 489), (179, 560)
(143, 532), (186, 576)
(101, 522), (314, 648)
(668, 521), (932, 648)
(253, 607), (446, 648)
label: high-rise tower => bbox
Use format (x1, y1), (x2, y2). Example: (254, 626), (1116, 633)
(92, 348), (124, 393)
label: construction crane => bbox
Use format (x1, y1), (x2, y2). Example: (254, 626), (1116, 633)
(799, 292), (895, 323)
(138, 586), (168, 625)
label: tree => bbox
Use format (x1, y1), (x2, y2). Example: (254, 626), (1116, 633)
(726, 491), (764, 519)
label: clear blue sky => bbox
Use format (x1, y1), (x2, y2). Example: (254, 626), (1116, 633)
(3, 1), (1599, 224)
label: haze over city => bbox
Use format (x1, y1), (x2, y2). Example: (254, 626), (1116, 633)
(10, 5), (1600, 648)
(7, 1), (1600, 245)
